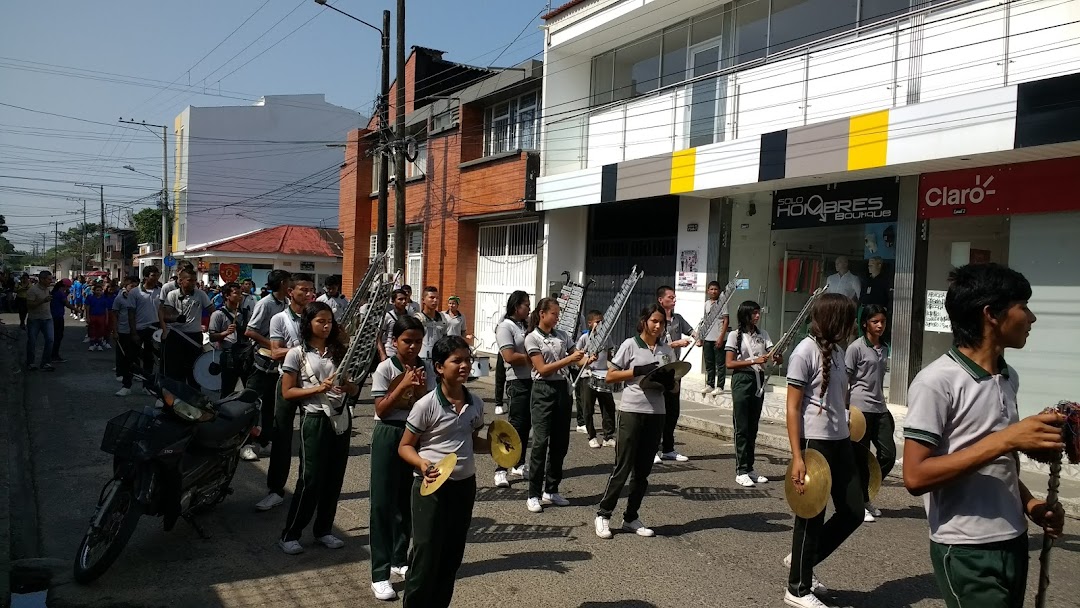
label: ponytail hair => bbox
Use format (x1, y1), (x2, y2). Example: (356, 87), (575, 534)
(809, 293), (857, 399)
(528, 297), (558, 333)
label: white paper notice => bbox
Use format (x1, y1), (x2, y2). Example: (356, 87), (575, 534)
(924, 290), (951, 333)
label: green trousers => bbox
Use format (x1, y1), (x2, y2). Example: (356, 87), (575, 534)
(528, 380), (572, 499)
(930, 535), (1028, 608)
(369, 420), (412, 582)
(856, 410), (897, 502)
(598, 411), (665, 522)
(731, 371), (764, 475)
(280, 414), (351, 542)
(497, 379), (532, 471)
(702, 340), (727, 389)
(403, 475), (476, 608)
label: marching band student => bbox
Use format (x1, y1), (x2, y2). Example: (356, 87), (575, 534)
(368, 316), (434, 601)
(656, 285), (694, 463)
(524, 297), (587, 513)
(700, 280), (730, 394)
(415, 286), (450, 362)
(576, 310), (617, 448)
(244, 269), (291, 469)
(783, 293), (863, 608)
(111, 276), (141, 397)
(398, 335), (491, 608)
(401, 284), (421, 316)
(493, 291), (532, 488)
(595, 304), (676, 540)
(378, 289), (409, 361)
(132, 266), (162, 385)
(904, 264), (1064, 608)
(277, 302), (359, 555)
(444, 295), (471, 342)
(315, 275), (349, 322)
(260, 273), (316, 511)
(725, 300), (779, 487)
(845, 303), (894, 523)
(161, 267), (213, 385)
(208, 282), (248, 398)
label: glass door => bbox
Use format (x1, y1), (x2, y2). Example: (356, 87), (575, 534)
(687, 39), (724, 148)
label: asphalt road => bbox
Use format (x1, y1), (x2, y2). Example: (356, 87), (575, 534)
(10, 315), (1080, 608)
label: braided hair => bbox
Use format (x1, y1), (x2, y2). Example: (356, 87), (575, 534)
(808, 293), (858, 399)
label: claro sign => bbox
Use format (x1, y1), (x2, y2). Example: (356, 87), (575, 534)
(772, 178), (899, 230)
(919, 157), (1080, 219)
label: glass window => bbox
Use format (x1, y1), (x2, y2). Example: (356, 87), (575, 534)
(613, 35), (662, 100)
(518, 92), (539, 150)
(661, 23), (690, 88)
(487, 101), (514, 155)
(769, 0), (858, 54)
(406, 142), (427, 179)
(691, 6), (728, 46)
(591, 52), (614, 105)
(734, 0), (768, 63)
(484, 91), (541, 156)
(861, 0), (911, 26)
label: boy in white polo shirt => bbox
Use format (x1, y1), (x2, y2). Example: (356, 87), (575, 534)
(904, 263), (1065, 608)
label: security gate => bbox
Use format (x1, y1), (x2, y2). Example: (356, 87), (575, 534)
(474, 221), (539, 354)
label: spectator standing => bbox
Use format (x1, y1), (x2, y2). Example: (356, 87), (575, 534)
(25, 271), (55, 371)
(315, 275), (349, 322)
(112, 276), (141, 396)
(71, 275), (84, 321)
(50, 280), (75, 362)
(15, 273), (30, 329)
(85, 283), (111, 351)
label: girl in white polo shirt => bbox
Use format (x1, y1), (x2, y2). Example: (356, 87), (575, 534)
(594, 304), (676, 540)
(783, 293), (863, 608)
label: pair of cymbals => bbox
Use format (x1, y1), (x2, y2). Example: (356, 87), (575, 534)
(419, 453), (457, 496)
(784, 448), (832, 518)
(387, 372), (429, 410)
(848, 407), (866, 443)
(639, 361), (692, 391)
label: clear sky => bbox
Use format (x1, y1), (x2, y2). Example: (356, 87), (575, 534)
(0, 0), (547, 251)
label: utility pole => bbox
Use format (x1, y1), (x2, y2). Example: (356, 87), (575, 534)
(394, 0), (406, 273)
(119, 119), (169, 260)
(377, 9), (390, 258)
(53, 222), (58, 273)
(66, 196), (88, 272)
(75, 183), (105, 271)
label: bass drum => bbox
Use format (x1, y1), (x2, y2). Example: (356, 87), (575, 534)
(192, 347), (223, 392)
(152, 329), (163, 355)
(587, 370), (623, 393)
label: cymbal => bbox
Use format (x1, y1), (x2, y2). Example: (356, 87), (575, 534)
(419, 453), (457, 496)
(489, 419), (522, 469)
(848, 407), (867, 443)
(785, 448), (832, 518)
(387, 373), (427, 410)
(639, 361), (692, 390)
(852, 442), (883, 501)
(257, 347), (272, 358)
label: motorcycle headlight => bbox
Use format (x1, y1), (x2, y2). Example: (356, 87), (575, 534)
(162, 390), (215, 423)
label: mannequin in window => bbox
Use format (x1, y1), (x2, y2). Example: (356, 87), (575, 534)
(860, 256), (892, 343)
(826, 256), (860, 302)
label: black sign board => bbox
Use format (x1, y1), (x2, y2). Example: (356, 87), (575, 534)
(772, 178), (899, 230)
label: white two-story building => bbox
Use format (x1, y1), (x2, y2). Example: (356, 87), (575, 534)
(537, 0), (1080, 414)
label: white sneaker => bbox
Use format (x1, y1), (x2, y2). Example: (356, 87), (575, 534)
(661, 451), (689, 462)
(510, 464), (528, 478)
(542, 492), (569, 507)
(588, 438), (602, 449)
(255, 493), (283, 511)
(114, 387), (131, 397)
(866, 502), (881, 517)
(735, 474), (756, 487)
(277, 539), (303, 555)
(622, 519), (655, 537)
(711, 387), (725, 396)
(104, 343), (112, 350)
(526, 497), (543, 513)
(88, 345), (96, 352)
(864, 508), (876, 523)
(115, 376), (124, 382)
(784, 590), (832, 608)
(783, 554), (829, 594)
(493, 470), (510, 488)
(317, 534), (345, 549)
(258, 443), (274, 458)
(240, 446), (259, 461)
(653, 453), (662, 465)
(494, 405), (505, 415)
(95, 344), (104, 352)
(82, 337), (90, 343)
(370, 580), (397, 601)
(576, 425), (587, 434)
(602, 438), (616, 447)
(594, 516), (613, 539)
(748, 470), (768, 483)
(390, 565), (409, 577)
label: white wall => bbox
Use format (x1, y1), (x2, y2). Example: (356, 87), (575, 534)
(541, 52), (592, 176)
(541, 207), (589, 297)
(673, 196), (713, 374)
(177, 95), (362, 250)
(725, 191), (774, 322)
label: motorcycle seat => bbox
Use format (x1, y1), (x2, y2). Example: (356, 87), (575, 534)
(215, 388), (259, 406)
(197, 399), (257, 446)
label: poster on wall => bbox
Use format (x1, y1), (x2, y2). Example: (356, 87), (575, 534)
(863, 223), (897, 260)
(772, 178), (899, 230)
(238, 263), (253, 283)
(678, 249), (699, 291)
(924, 290), (951, 333)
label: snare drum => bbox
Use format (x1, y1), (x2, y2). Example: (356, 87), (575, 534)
(587, 370), (624, 393)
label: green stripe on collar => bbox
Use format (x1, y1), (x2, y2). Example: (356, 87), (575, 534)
(634, 335), (648, 349)
(435, 383), (473, 411)
(391, 355), (403, 372)
(947, 347), (1009, 380)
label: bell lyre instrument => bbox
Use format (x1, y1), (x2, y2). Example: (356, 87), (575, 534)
(1024, 401), (1080, 608)
(570, 266), (645, 391)
(680, 270), (741, 362)
(341, 250), (388, 336)
(757, 285), (828, 397)
(339, 271), (401, 402)
(555, 271), (594, 339)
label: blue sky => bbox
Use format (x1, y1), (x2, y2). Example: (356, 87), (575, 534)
(0, 0), (547, 250)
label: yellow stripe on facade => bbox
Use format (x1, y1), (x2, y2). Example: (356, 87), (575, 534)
(670, 148), (697, 194)
(847, 110), (889, 171)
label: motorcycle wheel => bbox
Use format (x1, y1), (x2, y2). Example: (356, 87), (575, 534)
(73, 483), (142, 584)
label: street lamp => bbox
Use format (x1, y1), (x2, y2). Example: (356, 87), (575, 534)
(314, 0), (393, 266)
(119, 119), (169, 260)
(123, 164), (168, 260)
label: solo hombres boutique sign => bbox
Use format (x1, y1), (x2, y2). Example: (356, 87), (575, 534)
(772, 177), (899, 230)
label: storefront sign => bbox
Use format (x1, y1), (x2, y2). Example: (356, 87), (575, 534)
(218, 263), (240, 283)
(919, 156), (1080, 219)
(772, 178), (899, 229)
(300, 261), (315, 272)
(924, 290), (951, 333)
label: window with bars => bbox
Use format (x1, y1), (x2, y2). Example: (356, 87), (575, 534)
(483, 91), (541, 157)
(368, 227), (423, 273)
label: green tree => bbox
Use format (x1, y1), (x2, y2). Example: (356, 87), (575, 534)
(131, 207), (167, 245)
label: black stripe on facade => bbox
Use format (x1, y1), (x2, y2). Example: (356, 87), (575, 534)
(1014, 72), (1080, 149)
(600, 163), (618, 203)
(758, 130), (787, 182)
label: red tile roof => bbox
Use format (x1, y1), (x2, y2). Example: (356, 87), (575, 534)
(542, 0), (591, 21)
(185, 225), (344, 258)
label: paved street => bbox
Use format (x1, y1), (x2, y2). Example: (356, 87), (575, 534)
(7, 315), (1080, 608)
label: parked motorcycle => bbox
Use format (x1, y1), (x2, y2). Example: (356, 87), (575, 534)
(73, 377), (261, 583)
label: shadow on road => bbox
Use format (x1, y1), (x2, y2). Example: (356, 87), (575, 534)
(678, 486), (772, 501)
(830, 572), (938, 608)
(458, 549), (592, 579)
(468, 517), (577, 543)
(651, 511), (793, 536)
(580, 602), (659, 608)
(877, 505), (926, 520)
